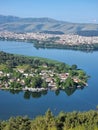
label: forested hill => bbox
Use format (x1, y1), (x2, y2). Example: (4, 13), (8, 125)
(0, 15), (98, 36)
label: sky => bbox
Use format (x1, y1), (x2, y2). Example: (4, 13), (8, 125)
(0, 0), (98, 23)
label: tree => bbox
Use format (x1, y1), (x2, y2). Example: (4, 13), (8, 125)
(71, 64), (77, 70)
(25, 77), (31, 87)
(41, 81), (48, 88)
(55, 77), (61, 88)
(63, 77), (74, 88)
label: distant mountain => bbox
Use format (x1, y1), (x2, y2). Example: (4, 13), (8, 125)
(0, 15), (98, 36)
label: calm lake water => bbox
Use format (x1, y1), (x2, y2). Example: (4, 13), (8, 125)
(0, 40), (98, 120)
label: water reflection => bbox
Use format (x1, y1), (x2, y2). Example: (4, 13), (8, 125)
(34, 45), (95, 53)
(24, 90), (48, 99)
(55, 86), (85, 96)
(64, 87), (76, 96)
(6, 85), (86, 99)
(8, 89), (48, 99)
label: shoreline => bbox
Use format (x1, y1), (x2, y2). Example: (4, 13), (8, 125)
(22, 87), (48, 92)
(0, 87), (48, 92)
(0, 33), (98, 52)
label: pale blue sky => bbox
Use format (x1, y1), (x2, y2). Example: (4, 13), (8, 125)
(0, 0), (98, 23)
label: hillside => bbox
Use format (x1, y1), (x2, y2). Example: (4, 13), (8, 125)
(0, 15), (98, 36)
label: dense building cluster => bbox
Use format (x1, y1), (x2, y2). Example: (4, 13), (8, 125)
(0, 31), (98, 45)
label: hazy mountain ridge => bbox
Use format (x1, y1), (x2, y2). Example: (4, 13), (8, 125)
(0, 15), (98, 36)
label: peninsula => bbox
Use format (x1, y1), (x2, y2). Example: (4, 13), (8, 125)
(0, 51), (88, 92)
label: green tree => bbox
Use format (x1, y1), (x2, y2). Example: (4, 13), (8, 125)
(63, 77), (74, 88)
(55, 77), (61, 88)
(32, 76), (43, 88)
(42, 81), (48, 88)
(71, 64), (77, 70)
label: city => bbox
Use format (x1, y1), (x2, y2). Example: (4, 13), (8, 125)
(0, 31), (98, 45)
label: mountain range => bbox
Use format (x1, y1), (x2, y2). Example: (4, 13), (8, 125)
(0, 15), (98, 36)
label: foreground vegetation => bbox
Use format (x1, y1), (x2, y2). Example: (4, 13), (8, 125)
(0, 51), (89, 92)
(0, 110), (98, 130)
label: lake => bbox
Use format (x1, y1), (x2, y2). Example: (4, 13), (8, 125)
(0, 40), (98, 120)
